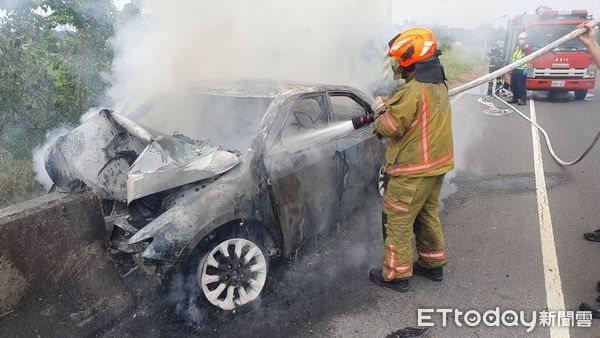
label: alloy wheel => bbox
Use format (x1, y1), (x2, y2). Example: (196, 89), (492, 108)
(198, 238), (267, 310)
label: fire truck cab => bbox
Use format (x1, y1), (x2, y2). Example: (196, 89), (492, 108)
(504, 7), (597, 100)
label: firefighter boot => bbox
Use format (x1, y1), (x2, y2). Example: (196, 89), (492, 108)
(413, 263), (443, 282)
(579, 302), (600, 319)
(583, 229), (600, 242)
(369, 269), (410, 292)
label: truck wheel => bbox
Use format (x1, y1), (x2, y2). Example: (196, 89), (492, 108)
(574, 90), (588, 101)
(197, 236), (268, 311)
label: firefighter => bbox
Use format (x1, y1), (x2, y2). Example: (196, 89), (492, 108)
(578, 23), (600, 319)
(368, 28), (454, 292)
(580, 24), (600, 244)
(508, 32), (530, 105)
(487, 41), (504, 96)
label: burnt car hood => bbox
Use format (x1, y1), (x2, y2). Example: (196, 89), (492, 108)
(45, 110), (240, 203)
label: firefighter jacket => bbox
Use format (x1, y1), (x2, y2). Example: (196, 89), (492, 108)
(512, 44), (530, 70)
(374, 78), (454, 178)
(487, 47), (503, 67)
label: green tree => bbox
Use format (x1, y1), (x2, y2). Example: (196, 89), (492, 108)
(0, 0), (117, 206)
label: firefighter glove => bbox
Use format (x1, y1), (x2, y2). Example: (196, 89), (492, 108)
(372, 96), (390, 117)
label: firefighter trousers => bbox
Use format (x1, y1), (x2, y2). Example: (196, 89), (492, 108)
(487, 66), (502, 95)
(510, 69), (527, 100)
(381, 174), (447, 280)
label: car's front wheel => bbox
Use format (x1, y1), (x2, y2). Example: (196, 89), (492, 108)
(197, 237), (268, 311)
(378, 164), (388, 197)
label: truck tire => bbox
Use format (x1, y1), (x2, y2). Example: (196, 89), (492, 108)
(574, 90), (588, 100)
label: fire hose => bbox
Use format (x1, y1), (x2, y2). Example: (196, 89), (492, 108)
(492, 87), (600, 166)
(354, 18), (600, 166)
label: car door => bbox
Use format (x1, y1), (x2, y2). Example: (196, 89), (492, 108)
(264, 94), (345, 256)
(327, 92), (385, 210)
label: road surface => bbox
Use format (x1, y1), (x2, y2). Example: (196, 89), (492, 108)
(102, 84), (600, 337)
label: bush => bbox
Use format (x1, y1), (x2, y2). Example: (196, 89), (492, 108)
(441, 44), (486, 83)
(0, 160), (44, 208)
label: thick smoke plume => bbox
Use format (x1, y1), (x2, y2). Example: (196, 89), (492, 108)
(107, 0), (387, 113)
(33, 0), (392, 184)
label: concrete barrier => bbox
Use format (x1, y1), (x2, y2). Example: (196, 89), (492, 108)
(0, 190), (134, 336)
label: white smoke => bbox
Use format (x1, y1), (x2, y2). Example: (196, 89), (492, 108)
(79, 106), (107, 123)
(32, 126), (71, 190)
(107, 0), (389, 113)
(33, 0), (394, 186)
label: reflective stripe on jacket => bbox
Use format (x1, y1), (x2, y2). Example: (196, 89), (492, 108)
(374, 79), (454, 177)
(512, 44), (529, 70)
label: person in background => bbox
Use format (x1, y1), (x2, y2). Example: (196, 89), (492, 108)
(577, 23), (600, 318)
(487, 41), (504, 96)
(579, 24), (599, 242)
(578, 24), (600, 67)
(508, 32), (530, 105)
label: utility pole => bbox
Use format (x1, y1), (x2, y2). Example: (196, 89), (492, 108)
(481, 14), (507, 61)
(385, 0), (393, 23)
(436, 0), (443, 26)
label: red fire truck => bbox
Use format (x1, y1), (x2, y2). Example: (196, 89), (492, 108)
(504, 7), (597, 100)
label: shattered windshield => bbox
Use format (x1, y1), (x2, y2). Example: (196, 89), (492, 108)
(527, 24), (587, 51)
(128, 94), (273, 151)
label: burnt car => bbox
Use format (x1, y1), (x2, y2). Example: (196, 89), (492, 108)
(45, 80), (384, 311)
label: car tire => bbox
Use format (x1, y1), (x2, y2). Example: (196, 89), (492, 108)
(197, 234), (269, 311)
(378, 164), (388, 197)
(574, 90), (588, 101)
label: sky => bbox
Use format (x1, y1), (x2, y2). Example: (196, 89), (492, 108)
(3, 1), (598, 29)
(391, 0), (600, 28)
(9, 1), (597, 29)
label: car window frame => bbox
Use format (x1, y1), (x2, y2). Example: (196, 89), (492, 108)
(271, 92), (331, 148)
(326, 91), (371, 122)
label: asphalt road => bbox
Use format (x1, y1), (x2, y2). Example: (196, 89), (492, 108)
(101, 84), (600, 338)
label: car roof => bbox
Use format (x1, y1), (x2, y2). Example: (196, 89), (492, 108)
(192, 79), (361, 99)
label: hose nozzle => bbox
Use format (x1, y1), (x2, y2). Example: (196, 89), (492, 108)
(352, 114), (375, 130)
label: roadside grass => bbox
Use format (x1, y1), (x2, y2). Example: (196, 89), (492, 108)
(0, 160), (44, 208)
(441, 44), (488, 88)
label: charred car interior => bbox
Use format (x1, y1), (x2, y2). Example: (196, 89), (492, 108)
(45, 80), (384, 311)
